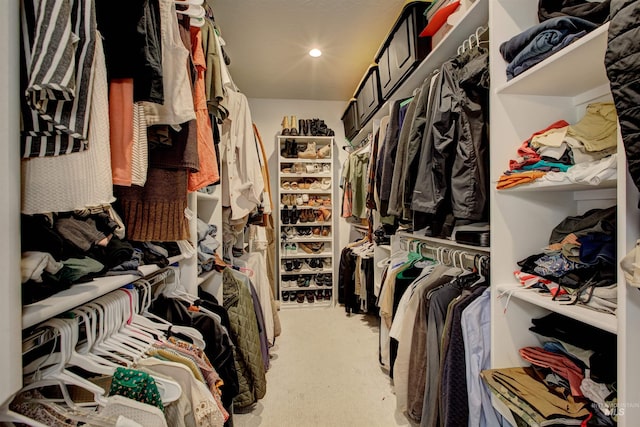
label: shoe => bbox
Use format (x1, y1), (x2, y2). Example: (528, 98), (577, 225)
(298, 142), (317, 159)
(301, 119), (308, 136)
(284, 260), (293, 272)
(288, 139), (298, 158)
(296, 291), (305, 303)
(290, 116), (298, 136)
(319, 178), (331, 190)
(281, 116), (291, 136)
(321, 227), (330, 236)
(281, 139), (291, 158)
(317, 144), (331, 159)
(319, 207), (331, 221)
(324, 289), (332, 300)
(306, 291), (315, 303)
(282, 291), (290, 301)
(290, 206), (298, 224)
(293, 260), (303, 271)
(281, 206), (290, 224)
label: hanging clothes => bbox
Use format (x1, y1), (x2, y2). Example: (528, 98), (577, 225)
(20, 0), (97, 158)
(21, 34), (115, 215)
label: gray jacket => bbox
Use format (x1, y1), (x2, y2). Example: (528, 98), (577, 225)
(411, 47), (490, 225)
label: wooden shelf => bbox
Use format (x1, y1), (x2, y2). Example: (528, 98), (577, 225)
(496, 23), (610, 98)
(22, 254), (186, 329)
(495, 282), (617, 334)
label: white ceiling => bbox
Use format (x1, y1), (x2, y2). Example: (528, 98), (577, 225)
(212, 0), (409, 101)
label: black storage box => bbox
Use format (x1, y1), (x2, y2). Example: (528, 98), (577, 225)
(354, 65), (382, 128)
(341, 98), (360, 141)
(375, 1), (431, 100)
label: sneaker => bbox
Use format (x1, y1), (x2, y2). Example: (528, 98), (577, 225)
(298, 142), (318, 159)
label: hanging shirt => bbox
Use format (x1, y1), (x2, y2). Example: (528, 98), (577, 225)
(20, 0), (97, 158)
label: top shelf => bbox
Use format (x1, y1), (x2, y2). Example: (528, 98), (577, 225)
(351, 0), (489, 142)
(22, 254), (187, 329)
(496, 23), (610, 98)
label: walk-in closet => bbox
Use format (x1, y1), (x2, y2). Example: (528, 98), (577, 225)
(1, 0), (639, 426)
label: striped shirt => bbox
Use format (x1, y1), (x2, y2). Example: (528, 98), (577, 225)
(20, 0), (96, 158)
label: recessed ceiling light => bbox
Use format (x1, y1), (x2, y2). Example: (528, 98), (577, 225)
(309, 48), (322, 58)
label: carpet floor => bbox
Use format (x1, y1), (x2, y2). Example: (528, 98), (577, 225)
(233, 305), (410, 427)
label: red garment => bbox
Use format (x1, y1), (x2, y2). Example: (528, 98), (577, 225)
(188, 26), (220, 191)
(519, 346), (584, 397)
(509, 120), (570, 171)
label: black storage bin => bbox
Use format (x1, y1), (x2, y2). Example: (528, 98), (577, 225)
(376, 1), (431, 100)
(341, 98), (360, 141)
(354, 65), (381, 128)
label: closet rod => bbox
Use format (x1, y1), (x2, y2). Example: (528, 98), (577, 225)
(400, 236), (490, 259)
(22, 268), (172, 354)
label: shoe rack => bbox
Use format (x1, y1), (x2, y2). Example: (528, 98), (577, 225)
(277, 135), (336, 307)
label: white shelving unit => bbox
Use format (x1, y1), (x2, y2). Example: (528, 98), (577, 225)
(277, 135), (337, 308)
(489, 2), (640, 425)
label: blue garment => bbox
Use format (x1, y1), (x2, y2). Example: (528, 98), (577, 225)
(521, 159), (572, 173)
(533, 253), (586, 278)
(510, 31), (586, 79)
(579, 232), (616, 265)
(461, 288), (505, 427)
(500, 16), (597, 80)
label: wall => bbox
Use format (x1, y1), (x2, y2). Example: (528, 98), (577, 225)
(248, 97), (352, 272)
(0, 0), (24, 404)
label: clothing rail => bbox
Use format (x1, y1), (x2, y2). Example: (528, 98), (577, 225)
(22, 267), (172, 355)
(398, 236), (490, 273)
(457, 25), (489, 56)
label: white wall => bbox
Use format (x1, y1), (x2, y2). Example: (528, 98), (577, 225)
(248, 98), (352, 267)
(0, 0), (24, 404)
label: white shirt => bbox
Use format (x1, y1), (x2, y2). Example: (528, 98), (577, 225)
(219, 89), (265, 220)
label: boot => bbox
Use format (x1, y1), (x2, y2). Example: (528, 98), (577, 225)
(289, 139), (298, 158)
(290, 115), (298, 136)
(298, 142), (317, 159)
(300, 119), (307, 136)
(306, 119), (313, 136)
(280, 139), (291, 158)
(281, 116), (291, 136)
(281, 206), (290, 224)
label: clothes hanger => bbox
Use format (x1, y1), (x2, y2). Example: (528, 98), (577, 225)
(21, 318), (108, 409)
(0, 393), (51, 427)
(137, 278), (207, 349)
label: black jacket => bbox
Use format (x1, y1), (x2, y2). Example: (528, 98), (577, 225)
(605, 0), (640, 195)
